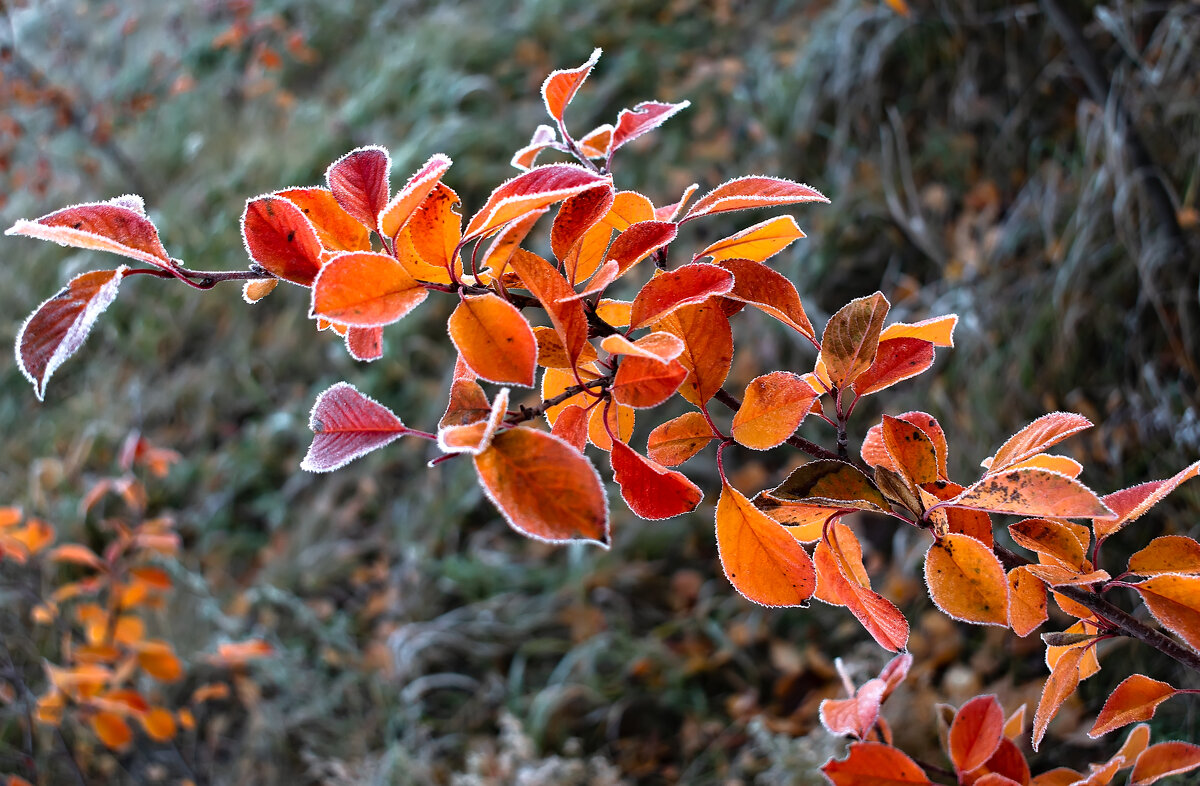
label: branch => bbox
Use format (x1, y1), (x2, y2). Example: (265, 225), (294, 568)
(505, 374), (613, 426)
(711, 388), (844, 463)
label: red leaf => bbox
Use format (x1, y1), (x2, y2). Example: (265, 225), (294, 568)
(716, 479), (816, 607)
(301, 382), (407, 472)
(1097, 461), (1200, 539)
(550, 404), (588, 452)
(581, 219), (678, 295)
(6, 197), (171, 268)
(474, 428), (609, 546)
(241, 194), (325, 285)
(378, 153), (453, 241)
(507, 250), (589, 371)
(821, 742), (932, 786)
(17, 267), (126, 400)
(853, 338), (936, 397)
(654, 299), (733, 406)
(345, 326), (383, 362)
(542, 48), (601, 125)
(1130, 742), (1200, 785)
(610, 100), (691, 152)
(682, 175), (828, 221)
(948, 694), (1004, 774)
(610, 441), (702, 520)
(1089, 675), (1178, 738)
(986, 412), (1093, 474)
(880, 414), (939, 487)
(310, 251), (428, 326)
(717, 258), (815, 340)
(276, 187), (370, 252)
(551, 184), (615, 261)
(629, 264), (734, 329)
(464, 164), (611, 242)
(326, 145), (391, 230)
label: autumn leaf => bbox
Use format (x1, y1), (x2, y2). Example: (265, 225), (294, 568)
(91, 711), (133, 750)
(480, 207), (546, 278)
(440, 378), (492, 428)
(1096, 460), (1200, 539)
(731, 372), (818, 450)
(944, 469), (1113, 519)
(463, 164), (611, 242)
(1008, 518), (1089, 571)
(603, 190), (655, 230)
(716, 258), (815, 340)
(611, 356), (688, 408)
(878, 315), (958, 347)
(507, 249), (589, 370)
(447, 294), (538, 386)
(578, 124), (614, 158)
(1007, 566), (1049, 637)
(140, 707), (177, 742)
(815, 524), (910, 651)
(820, 677), (886, 740)
(542, 48), (601, 125)
(345, 325), (384, 362)
(1032, 645), (1085, 751)
(1127, 574), (1200, 651)
(924, 534), (1009, 626)
(408, 182), (464, 277)
(277, 187), (370, 252)
(6, 196), (172, 269)
(820, 292), (890, 389)
(16, 267), (126, 401)
(136, 641), (184, 682)
(474, 427), (609, 546)
(853, 338), (936, 397)
(378, 153), (453, 241)
(241, 194), (325, 285)
(862, 411), (949, 479)
(610, 100), (691, 152)
(1128, 536), (1200, 576)
(767, 460), (890, 513)
(310, 251), (428, 326)
(682, 175), (828, 221)
(326, 145), (391, 230)
(948, 694), (1005, 774)
(629, 264), (734, 329)
(984, 412), (1093, 474)
(610, 440), (702, 520)
(1129, 742), (1200, 785)
(511, 124), (557, 170)
(551, 184), (615, 261)
(581, 219), (678, 294)
(535, 326), (598, 369)
(881, 414), (939, 487)
(654, 300), (733, 406)
(599, 332), (685, 362)
(301, 382), (408, 472)
(694, 215), (805, 263)
(920, 479), (992, 545)
(716, 479), (815, 607)
(646, 412), (714, 466)
(1088, 675), (1178, 738)
(550, 404), (588, 452)
(437, 388), (508, 456)
(821, 741), (932, 786)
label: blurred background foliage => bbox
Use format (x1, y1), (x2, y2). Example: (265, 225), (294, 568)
(1, 0), (1199, 783)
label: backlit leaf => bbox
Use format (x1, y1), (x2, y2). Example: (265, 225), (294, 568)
(820, 292), (890, 389)
(820, 678), (886, 740)
(464, 164), (611, 242)
(562, 221), (611, 285)
(612, 356), (688, 408)
(378, 153), (453, 241)
(542, 48), (601, 124)
(550, 404), (588, 452)
(408, 182), (463, 276)
(310, 251), (427, 326)
(6, 197), (170, 268)
(924, 533), (1009, 626)
(578, 124), (614, 158)
(277, 187), (370, 252)
(768, 460), (890, 512)
(949, 694), (1004, 774)
(301, 382), (408, 472)
(345, 326), (383, 362)
(507, 249), (589, 370)
(326, 145), (391, 230)
(474, 427), (609, 546)
(241, 194), (324, 285)
(716, 257), (815, 340)
(595, 298), (632, 327)
(1097, 461), (1200, 539)
(610, 100), (691, 152)
(862, 411), (948, 479)
(653, 300), (733, 406)
(1130, 742), (1200, 785)
(629, 264), (734, 329)
(1128, 536), (1200, 576)
(535, 326), (598, 369)
(1128, 574), (1200, 651)
(603, 191), (655, 230)
(682, 176), (828, 221)
(1088, 675), (1177, 738)
(610, 440), (702, 520)
(694, 215), (804, 263)
(821, 741), (932, 786)
(582, 220), (678, 294)
(815, 523), (910, 651)
(881, 414), (939, 486)
(878, 315), (957, 347)
(599, 332), (685, 362)
(588, 398), (634, 452)
(1007, 453), (1084, 478)
(646, 412), (714, 466)
(853, 338), (935, 397)
(716, 479), (815, 607)
(17, 267), (126, 401)
(945, 469), (1113, 519)
(986, 412), (1093, 474)
(448, 294), (538, 386)
(551, 184), (615, 261)
(511, 124), (557, 170)
(480, 207), (546, 277)
(1003, 705), (1027, 740)
(1008, 566), (1049, 637)
(731, 371), (818, 450)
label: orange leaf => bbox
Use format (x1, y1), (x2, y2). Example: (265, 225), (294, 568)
(242, 278), (278, 303)
(821, 741), (932, 786)
(1045, 620), (1102, 681)
(610, 100), (691, 152)
(1130, 742), (1200, 785)
(881, 414), (939, 487)
(1128, 536), (1200, 576)
(1007, 567), (1048, 637)
(1115, 724), (1152, 769)
(1024, 564), (1110, 587)
(945, 469), (1113, 519)
(582, 220), (678, 294)
(440, 378), (492, 428)
(1007, 454), (1084, 477)
(610, 441), (702, 520)
(820, 292), (890, 389)
(878, 315), (958, 347)
(301, 382), (408, 472)
(407, 182), (464, 276)
(595, 298), (632, 327)
(241, 194), (325, 285)
(924, 534), (1009, 625)
(1128, 574), (1200, 651)
(717, 257), (815, 340)
(1032, 645), (1085, 751)
(326, 145), (391, 230)
(629, 264), (734, 329)
(731, 372), (818, 450)
(464, 164), (611, 242)
(550, 404), (588, 452)
(986, 412), (1093, 474)
(612, 356), (687, 408)
(694, 215), (805, 263)
(480, 207), (546, 278)
(682, 175), (828, 221)
(1003, 704), (1027, 740)
(603, 191), (655, 230)
(975, 738), (1031, 785)
(91, 711), (133, 750)
(140, 706), (177, 741)
(646, 412), (714, 466)
(437, 388), (508, 456)
(1008, 518), (1089, 571)
(136, 640), (184, 682)
(820, 678), (886, 739)
(562, 221), (611, 285)
(209, 639), (273, 666)
(378, 154), (453, 241)
(920, 480), (992, 546)
(507, 249), (589, 370)
(815, 524), (910, 651)
(862, 411), (949, 479)
(1088, 675), (1177, 738)
(276, 187), (370, 252)
(474, 428), (609, 545)
(853, 338), (936, 397)
(17, 267), (127, 401)
(578, 124), (614, 158)
(535, 326), (598, 369)
(949, 694), (1004, 774)
(551, 184), (615, 261)
(599, 332), (685, 362)
(654, 300), (733, 406)
(48, 543), (106, 570)
(814, 521), (870, 605)
(6, 196), (171, 268)
(767, 460), (890, 513)
(511, 124), (557, 170)
(310, 251), (427, 326)
(588, 398), (634, 452)
(447, 294), (537, 386)
(541, 48), (601, 124)
(1097, 460), (1200, 539)
(716, 479), (815, 607)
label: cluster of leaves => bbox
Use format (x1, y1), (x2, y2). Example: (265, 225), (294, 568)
(0, 434), (272, 782)
(6, 49), (1200, 781)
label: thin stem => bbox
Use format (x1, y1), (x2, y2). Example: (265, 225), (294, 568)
(504, 375), (613, 426)
(712, 387), (844, 463)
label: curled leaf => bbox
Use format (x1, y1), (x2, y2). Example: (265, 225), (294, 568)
(326, 145), (391, 230)
(820, 292), (890, 389)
